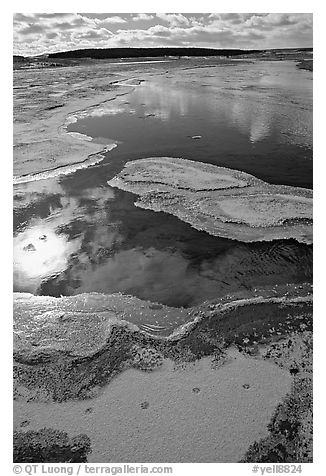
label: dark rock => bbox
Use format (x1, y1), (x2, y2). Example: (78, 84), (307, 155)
(23, 243), (36, 252)
(13, 428), (91, 463)
(20, 420), (30, 428)
(290, 368), (299, 375)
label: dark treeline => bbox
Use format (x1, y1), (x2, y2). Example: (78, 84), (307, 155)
(14, 47), (312, 63)
(13, 55), (27, 62)
(48, 47), (261, 59)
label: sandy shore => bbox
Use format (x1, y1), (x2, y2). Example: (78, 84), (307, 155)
(14, 349), (292, 463)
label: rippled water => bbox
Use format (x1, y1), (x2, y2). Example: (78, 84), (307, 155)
(13, 59), (313, 308)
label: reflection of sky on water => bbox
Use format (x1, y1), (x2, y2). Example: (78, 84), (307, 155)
(13, 225), (82, 293)
(69, 61), (312, 157)
(14, 173), (312, 308)
(102, 61), (312, 146)
(67, 61), (312, 193)
(14, 178), (118, 294)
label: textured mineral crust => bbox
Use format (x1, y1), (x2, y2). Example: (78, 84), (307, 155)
(108, 157), (312, 244)
(242, 332), (312, 462)
(14, 284), (312, 403)
(13, 66), (136, 182)
(13, 428), (91, 463)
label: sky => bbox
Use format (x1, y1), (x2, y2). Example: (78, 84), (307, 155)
(13, 12), (313, 56)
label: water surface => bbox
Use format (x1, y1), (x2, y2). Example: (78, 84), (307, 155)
(68, 60), (312, 187)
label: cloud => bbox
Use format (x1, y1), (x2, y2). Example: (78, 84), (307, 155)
(46, 32), (58, 40)
(98, 16), (127, 24)
(19, 23), (46, 36)
(13, 12), (313, 56)
(132, 13), (155, 22)
(75, 28), (112, 41)
(156, 13), (190, 27)
(114, 21), (266, 48)
(242, 13), (312, 31)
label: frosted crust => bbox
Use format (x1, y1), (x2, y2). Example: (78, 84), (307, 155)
(108, 157), (313, 244)
(13, 70), (133, 183)
(13, 283), (312, 402)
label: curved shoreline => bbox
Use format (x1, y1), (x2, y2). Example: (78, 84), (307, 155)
(13, 74), (143, 185)
(13, 282), (312, 342)
(13, 144), (117, 185)
(14, 282), (312, 401)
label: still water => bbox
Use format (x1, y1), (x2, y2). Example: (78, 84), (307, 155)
(13, 59), (313, 309)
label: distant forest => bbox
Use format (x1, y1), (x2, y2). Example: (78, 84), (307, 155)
(14, 47), (312, 64)
(48, 47), (261, 59)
